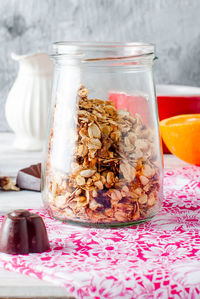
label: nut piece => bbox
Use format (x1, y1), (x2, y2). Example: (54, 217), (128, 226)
(0, 177), (20, 191)
(78, 86), (89, 98)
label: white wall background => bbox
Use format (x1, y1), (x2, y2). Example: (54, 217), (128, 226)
(1, 0), (200, 131)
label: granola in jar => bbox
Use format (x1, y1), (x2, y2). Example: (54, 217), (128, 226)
(44, 85), (162, 226)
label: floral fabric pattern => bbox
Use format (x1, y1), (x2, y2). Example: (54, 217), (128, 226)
(0, 166), (200, 299)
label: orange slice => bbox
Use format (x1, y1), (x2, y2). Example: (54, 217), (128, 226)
(160, 114), (200, 165)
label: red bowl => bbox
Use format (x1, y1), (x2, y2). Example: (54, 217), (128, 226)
(157, 85), (200, 153)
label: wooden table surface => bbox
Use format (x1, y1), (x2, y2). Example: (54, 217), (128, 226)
(0, 133), (189, 298)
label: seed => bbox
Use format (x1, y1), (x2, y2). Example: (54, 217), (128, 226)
(92, 172), (101, 181)
(110, 131), (121, 142)
(90, 199), (102, 210)
(125, 136), (131, 147)
(55, 196), (66, 208)
(115, 211), (127, 222)
(80, 169), (96, 178)
(101, 125), (111, 135)
(62, 180), (67, 190)
(71, 162), (82, 175)
(106, 172), (115, 184)
(120, 162), (136, 183)
(148, 193), (156, 206)
(111, 189), (122, 201)
(52, 182), (58, 196)
(139, 175), (149, 186)
(88, 149), (97, 159)
(75, 175), (86, 186)
(115, 176), (119, 183)
(92, 189), (98, 197)
(77, 144), (88, 156)
(142, 164), (155, 178)
(85, 190), (91, 200)
(87, 178), (93, 186)
(88, 123), (101, 139)
(79, 128), (88, 138)
(75, 189), (82, 196)
(134, 188), (142, 196)
(88, 138), (102, 150)
(128, 132), (136, 144)
(100, 176), (106, 184)
(138, 194), (148, 204)
(94, 180), (104, 190)
(122, 185), (129, 193)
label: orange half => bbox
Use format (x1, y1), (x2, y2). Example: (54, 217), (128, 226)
(160, 114), (200, 165)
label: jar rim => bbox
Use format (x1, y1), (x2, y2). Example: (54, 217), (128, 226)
(52, 41), (155, 61)
(53, 41), (154, 48)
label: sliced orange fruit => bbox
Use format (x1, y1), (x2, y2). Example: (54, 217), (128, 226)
(160, 114), (200, 165)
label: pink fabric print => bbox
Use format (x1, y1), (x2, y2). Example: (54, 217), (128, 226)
(0, 166), (200, 298)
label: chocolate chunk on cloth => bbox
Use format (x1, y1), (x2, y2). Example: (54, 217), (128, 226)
(0, 209), (50, 254)
(16, 163), (41, 191)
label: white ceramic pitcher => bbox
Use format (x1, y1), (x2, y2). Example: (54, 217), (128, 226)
(5, 52), (53, 151)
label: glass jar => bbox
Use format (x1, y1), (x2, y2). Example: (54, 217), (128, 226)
(42, 42), (163, 227)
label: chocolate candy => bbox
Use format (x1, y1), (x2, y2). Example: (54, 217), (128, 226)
(16, 163), (41, 191)
(0, 209), (50, 254)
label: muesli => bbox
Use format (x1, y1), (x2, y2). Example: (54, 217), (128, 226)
(45, 86), (161, 224)
(0, 177), (19, 191)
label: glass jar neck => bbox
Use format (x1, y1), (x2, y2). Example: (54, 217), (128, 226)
(51, 42), (156, 68)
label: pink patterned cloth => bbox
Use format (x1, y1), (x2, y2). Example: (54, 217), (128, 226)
(0, 166), (200, 299)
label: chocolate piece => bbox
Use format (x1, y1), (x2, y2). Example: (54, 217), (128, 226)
(16, 163), (41, 191)
(0, 209), (50, 254)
